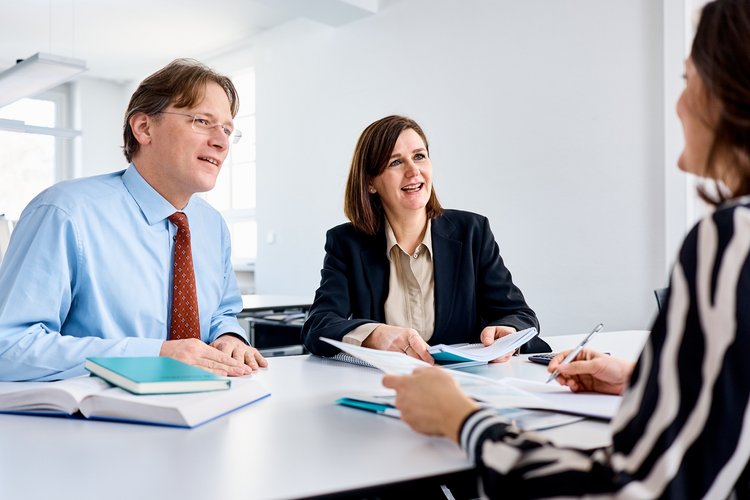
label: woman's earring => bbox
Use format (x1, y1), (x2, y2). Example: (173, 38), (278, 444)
(368, 187), (376, 194)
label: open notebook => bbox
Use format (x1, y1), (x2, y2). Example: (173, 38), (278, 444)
(326, 327), (538, 369)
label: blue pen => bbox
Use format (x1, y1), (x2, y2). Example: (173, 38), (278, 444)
(546, 323), (604, 384)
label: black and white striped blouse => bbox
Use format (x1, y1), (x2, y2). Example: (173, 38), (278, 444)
(460, 198), (750, 498)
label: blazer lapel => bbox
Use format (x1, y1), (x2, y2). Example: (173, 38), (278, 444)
(431, 216), (462, 339)
(360, 235), (389, 321)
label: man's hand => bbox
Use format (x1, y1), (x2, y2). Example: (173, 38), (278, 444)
(480, 325), (517, 363)
(383, 367), (479, 443)
(210, 334), (268, 373)
(548, 348), (634, 395)
(159, 336), (266, 376)
(363, 325), (434, 364)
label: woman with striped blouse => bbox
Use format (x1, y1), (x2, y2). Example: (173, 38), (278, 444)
(383, 0), (750, 497)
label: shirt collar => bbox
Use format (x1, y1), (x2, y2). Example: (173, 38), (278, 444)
(384, 218), (433, 261)
(121, 164), (197, 225)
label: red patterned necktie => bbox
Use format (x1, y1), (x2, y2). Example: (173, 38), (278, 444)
(168, 212), (201, 340)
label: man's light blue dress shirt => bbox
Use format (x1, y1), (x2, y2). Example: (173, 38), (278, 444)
(0, 165), (246, 381)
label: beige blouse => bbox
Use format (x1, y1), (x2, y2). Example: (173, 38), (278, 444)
(342, 219), (435, 345)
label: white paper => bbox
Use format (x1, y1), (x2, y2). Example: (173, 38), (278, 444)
(464, 377), (622, 420)
(322, 338), (622, 420)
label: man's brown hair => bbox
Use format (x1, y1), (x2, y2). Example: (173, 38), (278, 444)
(122, 58), (239, 162)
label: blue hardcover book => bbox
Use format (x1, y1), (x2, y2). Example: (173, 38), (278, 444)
(85, 356), (231, 395)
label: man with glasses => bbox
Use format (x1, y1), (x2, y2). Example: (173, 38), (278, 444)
(0, 59), (266, 381)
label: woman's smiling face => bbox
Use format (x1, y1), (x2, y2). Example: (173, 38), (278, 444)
(370, 128), (433, 219)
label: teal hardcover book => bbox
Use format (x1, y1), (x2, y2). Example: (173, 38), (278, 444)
(85, 356), (231, 395)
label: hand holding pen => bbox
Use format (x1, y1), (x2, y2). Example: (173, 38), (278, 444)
(545, 323), (636, 395)
(546, 323), (604, 383)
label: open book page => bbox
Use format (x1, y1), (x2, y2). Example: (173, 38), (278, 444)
(429, 327), (538, 362)
(463, 377), (622, 420)
(78, 376), (270, 428)
(0, 376), (111, 415)
(321, 337), (501, 386)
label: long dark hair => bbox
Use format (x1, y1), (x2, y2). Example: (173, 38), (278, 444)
(692, 0), (750, 204)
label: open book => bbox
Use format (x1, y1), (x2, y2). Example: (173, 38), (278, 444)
(326, 327), (539, 370)
(428, 327), (539, 365)
(322, 337), (621, 420)
(0, 375), (270, 428)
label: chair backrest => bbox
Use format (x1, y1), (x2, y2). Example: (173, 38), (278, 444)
(654, 287), (668, 312)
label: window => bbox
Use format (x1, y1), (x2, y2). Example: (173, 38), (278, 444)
(204, 68), (257, 272)
(0, 89), (75, 220)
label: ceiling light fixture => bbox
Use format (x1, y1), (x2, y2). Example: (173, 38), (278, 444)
(0, 52), (87, 108)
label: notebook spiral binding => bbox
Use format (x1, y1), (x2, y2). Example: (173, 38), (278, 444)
(328, 352), (378, 369)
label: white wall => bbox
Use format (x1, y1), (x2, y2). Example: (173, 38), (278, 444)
(253, 0), (667, 335)
(75, 77), (130, 176)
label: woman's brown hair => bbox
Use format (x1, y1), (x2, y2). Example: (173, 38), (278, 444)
(344, 115), (443, 234)
(692, 0), (750, 204)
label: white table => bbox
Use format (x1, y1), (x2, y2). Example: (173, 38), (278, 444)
(0, 330), (648, 500)
(240, 294), (312, 312)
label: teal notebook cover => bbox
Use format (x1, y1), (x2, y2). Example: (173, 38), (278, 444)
(336, 397), (400, 418)
(431, 352), (472, 363)
(85, 357), (231, 395)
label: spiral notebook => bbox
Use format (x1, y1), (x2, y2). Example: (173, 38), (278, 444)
(330, 352), (378, 369)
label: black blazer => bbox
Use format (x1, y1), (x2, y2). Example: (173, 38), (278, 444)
(301, 209), (550, 356)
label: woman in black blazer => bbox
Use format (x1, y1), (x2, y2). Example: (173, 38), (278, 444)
(301, 115), (549, 360)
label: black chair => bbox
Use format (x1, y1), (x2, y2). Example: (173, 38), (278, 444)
(654, 287), (668, 311)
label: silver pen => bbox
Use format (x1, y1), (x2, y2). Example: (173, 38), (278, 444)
(546, 322), (604, 384)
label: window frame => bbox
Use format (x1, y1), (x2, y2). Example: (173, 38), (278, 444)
(0, 86), (77, 220)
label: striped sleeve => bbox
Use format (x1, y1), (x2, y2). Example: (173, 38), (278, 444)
(460, 202), (750, 498)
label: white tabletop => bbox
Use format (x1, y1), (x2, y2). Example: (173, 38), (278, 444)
(240, 294), (312, 312)
(0, 330), (648, 500)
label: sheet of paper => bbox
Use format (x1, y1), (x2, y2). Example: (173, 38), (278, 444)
(464, 377), (622, 420)
(491, 407), (584, 431)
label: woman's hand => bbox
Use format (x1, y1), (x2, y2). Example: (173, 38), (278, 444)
(480, 325), (517, 363)
(363, 325), (434, 364)
(382, 367), (479, 443)
(548, 348), (635, 395)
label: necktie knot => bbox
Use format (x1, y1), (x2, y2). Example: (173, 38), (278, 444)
(169, 212), (189, 232)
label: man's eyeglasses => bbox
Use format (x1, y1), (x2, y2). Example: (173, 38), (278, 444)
(158, 111), (242, 144)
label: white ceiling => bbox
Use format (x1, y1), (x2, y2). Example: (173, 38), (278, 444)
(0, 0), (381, 83)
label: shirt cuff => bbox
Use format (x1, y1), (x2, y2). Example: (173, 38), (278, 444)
(343, 323), (383, 345)
(216, 332), (250, 345)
